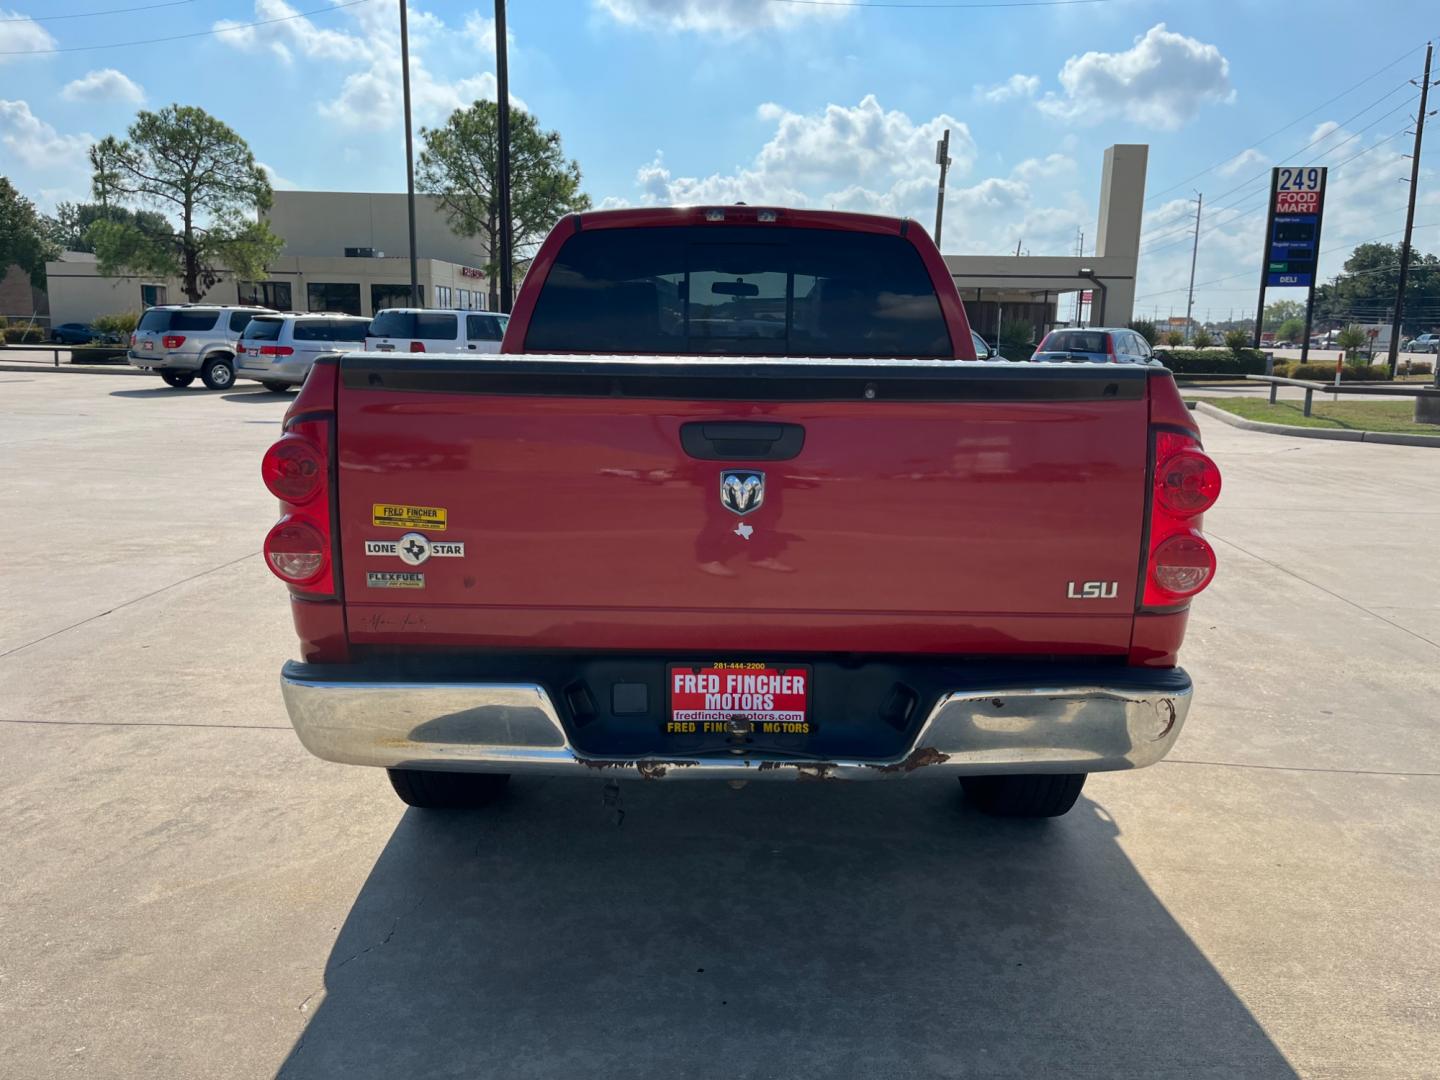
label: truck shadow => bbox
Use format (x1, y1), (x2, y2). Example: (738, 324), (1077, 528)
(273, 780), (1297, 1079)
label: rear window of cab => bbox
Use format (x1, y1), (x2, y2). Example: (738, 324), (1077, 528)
(523, 226), (952, 358)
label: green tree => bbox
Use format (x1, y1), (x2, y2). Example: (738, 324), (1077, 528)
(1263, 299), (1304, 330)
(0, 177), (60, 288)
(45, 201), (171, 254)
(1128, 318), (1159, 346)
(1164, 329), (1185, 347)
(1313, 241), (1440, 335)
(1192, 327), (1215, 348)
(1277, 317), (1305, 342)
(87, 107), (281, 302)
(1224, 328), (1250, 354)
(1336, 324), (1368, 361)
(418, 100), (591, 311)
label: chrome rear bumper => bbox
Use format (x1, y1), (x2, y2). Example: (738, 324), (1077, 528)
(281, 665), (1192, 781)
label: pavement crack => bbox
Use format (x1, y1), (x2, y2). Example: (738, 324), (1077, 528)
(0, 551), (261, 660)
(1162, 758), (1440, 778)
(1206, 532), (1440, 652)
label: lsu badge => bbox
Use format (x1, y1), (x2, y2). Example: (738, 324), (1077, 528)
(372, 503), (447, 531)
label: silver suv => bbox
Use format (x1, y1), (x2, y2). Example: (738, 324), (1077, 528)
(235, 312), (370, 391)
(128, 305), (270, 389)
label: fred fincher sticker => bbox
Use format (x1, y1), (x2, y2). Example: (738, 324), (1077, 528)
(372, 503), (447, 531)
(366, 571), (425, 589)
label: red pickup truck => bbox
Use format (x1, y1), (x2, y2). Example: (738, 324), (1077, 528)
(265, 206), (1219, 818)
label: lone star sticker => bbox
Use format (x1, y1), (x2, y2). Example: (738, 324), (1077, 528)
(734, 522), (754, 540)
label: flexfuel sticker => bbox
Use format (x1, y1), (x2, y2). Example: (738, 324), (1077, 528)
(366, 571), (425, 589)
(372, 503), (447, 531)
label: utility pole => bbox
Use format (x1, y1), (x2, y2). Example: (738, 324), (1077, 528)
(1014, 237), (1022, 257)
(1388, 40), (1434, 378)
(494, 0), (514, 312)
(933, 129), (951, 247)
(1184, 191), (1202, 343)
(399, 0), (419, 306)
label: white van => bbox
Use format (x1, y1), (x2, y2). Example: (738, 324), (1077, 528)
(235, 313), (371, 390)
(365, 309), (510, 354)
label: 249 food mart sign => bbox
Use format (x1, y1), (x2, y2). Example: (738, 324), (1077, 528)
(1263, 166), (1327, 288)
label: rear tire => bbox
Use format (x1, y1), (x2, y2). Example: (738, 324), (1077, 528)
(200, 356), (235, 390)
(960, 773), (1087, 818)
(261, 381), (292, 393)
(387, 768), (510, 809)
(160, 371), (195, 388)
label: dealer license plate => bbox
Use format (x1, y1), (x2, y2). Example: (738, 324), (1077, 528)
(667, 662), (811, 737)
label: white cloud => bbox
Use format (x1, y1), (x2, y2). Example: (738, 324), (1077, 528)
(60, 68), (146, 105)
(1037, 23), (1233, 131)
(0, 11), (55, 61)
(218, 0), (515, 129)
(1217, 147), (1266, 177)
(257, 161), (299, 190)
(608, 95), (1087, 256)
(630, 96), (974, 212)
(975, 74), (1040, 104)
(0, 99), (93, 169)
(595, 0), (850, 35)
(213, 0), (368, 63)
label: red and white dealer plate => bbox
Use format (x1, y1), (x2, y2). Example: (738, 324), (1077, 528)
(667, 662), (811, 736)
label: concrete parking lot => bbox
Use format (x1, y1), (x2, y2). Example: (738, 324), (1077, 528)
(2, 373), (1438, 1079)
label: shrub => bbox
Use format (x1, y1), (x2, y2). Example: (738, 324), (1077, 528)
(1224, 328), (1251, 353)
(1335, 324), (1368, 359)
(999, 318), (1035, 350)
(1128, 319), (1159, 346)
(1286, 362), (1391, 382)
(1192, 328), (1215, 348)
(2, 326), (45, 344)
(1164, 330), (1185, 347)
(92, 311), (139, 337)
(1157, 348), (1268, 375)
(1399, 359), (1434, 376)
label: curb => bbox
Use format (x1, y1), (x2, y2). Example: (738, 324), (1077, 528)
(0, 362), (150, 376)
(1192, 400), (1440, 447)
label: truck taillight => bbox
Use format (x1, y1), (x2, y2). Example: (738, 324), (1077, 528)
(1142, 428), (1220, 607)
(260, 345), (295, 357)
(262, 434), (324, 503)
(264, 519), (328, 584)
(163, 335), (185, 348)
(409, 341), (426, 353)
(264, 357), (340, 598)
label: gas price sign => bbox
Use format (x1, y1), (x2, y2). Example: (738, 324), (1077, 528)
(1264, 167), (1326, 287)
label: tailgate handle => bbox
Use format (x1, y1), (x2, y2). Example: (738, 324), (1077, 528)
(680, 421), (805, 461)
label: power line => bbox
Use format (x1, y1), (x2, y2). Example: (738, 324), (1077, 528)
(1140, 121), (1415, 258)
(1144, 45), (1427, 206)
(1141, 87), (1418, 251)
(0, 0), (370, 53)
(1, 0), (195, 21)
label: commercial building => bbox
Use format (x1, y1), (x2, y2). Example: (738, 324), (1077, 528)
(946, 144), (1147, 343)
(43, 192), (494, 325)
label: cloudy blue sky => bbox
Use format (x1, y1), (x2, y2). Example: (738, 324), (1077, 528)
(2, 0), (1437, 316)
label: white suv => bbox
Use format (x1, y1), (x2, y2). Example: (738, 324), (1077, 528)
(128, 305), (271, 389)
(236, 313), (371, 391)
(365, 308), (509, 354)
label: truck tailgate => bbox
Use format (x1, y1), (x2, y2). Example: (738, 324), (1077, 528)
(335, 356), (1150, 655)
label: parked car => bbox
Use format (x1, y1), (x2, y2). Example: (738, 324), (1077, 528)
(1409, 334), (1440, 354)
(1031, 327), (1155, 364)
(50, 322), (99, 345)
(365, 308), (510, 354)
(265, 206), (1219, 820)
(127, 305), (269, 389)
(236, 313), (371, 391)
(970, 330), (1009, 361)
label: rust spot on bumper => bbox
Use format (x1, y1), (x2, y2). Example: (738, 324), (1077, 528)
(874, 747), (951, 774)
